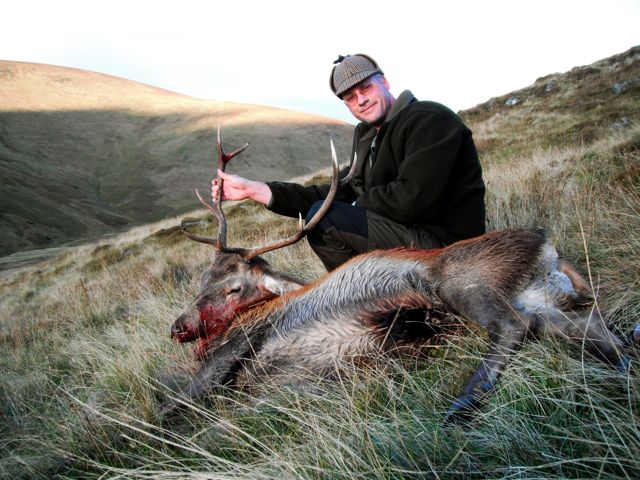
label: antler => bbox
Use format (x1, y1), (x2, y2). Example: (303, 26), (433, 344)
(181, 125), (249, 249)
(183, 128), (340, 260)
(340, 152), (358, 186)
(242, 140), (340, 261)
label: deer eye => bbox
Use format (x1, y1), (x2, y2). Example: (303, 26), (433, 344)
(225, 283), (243, 296)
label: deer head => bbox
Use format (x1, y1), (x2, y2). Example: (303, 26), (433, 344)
(171, 127), (340, 359)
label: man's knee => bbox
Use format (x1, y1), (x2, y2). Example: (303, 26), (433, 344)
(306, 200), (325, 225)
(305, 201), (370, 270)
(306, 201), (368, 237)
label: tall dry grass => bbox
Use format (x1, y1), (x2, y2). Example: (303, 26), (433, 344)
(1, 123), (639, 478)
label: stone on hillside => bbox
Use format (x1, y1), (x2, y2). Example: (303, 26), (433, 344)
(612, 116), (630, 129)
(612, 79), (639, 94)
(505, 96), (520, 106)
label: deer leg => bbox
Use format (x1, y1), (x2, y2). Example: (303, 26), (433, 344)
(538, 308), (630, 372)
(159, 324), (269, 418)
(445, 312), (529, 423)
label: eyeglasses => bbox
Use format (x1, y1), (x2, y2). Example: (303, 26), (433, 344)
(342, 79), (376, 105)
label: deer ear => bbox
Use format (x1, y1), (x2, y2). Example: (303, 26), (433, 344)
(260, 275), (303, 296)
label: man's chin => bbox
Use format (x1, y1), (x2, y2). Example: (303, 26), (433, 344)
(358, 108), (386, 127)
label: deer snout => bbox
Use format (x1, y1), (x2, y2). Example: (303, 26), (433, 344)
(170, 307), (203, 343)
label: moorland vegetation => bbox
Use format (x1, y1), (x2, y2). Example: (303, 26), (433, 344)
(1, 47), (638, 478)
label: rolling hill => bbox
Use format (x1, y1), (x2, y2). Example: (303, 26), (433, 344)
(462, 45), (639, 158)
(0, 61), (353, 256)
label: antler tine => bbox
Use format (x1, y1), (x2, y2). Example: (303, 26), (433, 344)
(213, 125), (250, 248)
(244, 139), (340, 261)
(179, 186), (226, 249)
(195, 188), (218, 217)
(217, 124), (250, 168)
(304, 139), (340, 231)
(182, 126), (249, 249)
(181, 220), (219, 246)
(340, 151), (358, 186)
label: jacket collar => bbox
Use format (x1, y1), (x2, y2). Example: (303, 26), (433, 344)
(385, 89), (416, 124)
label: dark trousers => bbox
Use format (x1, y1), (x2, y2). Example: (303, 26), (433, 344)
(305, 201), (443, 271)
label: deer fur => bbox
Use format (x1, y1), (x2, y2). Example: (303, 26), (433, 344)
(163, 228), (632, 421)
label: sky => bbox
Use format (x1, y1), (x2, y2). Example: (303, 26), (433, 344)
(2, 0), (639, 125)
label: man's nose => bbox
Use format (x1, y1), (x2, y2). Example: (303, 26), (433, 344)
(356, 91), (368, 105)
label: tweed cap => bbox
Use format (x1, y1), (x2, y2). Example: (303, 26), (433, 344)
(329, 54), (383, 98)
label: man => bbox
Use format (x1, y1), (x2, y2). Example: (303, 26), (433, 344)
(213, 54), (486, 270)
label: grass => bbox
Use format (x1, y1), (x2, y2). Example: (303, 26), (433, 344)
(1, 48), (639, 478)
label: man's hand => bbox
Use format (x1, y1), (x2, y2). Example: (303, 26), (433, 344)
(211, 170), (272, 206)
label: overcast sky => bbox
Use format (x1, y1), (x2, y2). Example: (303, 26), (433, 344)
(3, 0), (639, 124)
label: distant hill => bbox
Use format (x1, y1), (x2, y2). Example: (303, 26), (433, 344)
(0, 61), (353, 255)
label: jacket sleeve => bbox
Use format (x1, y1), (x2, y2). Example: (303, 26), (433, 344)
(266, 165), (356, 218)
(354, 110), (464, 224)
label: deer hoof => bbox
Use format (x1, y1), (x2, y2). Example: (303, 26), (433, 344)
(444, 395), (481, 424)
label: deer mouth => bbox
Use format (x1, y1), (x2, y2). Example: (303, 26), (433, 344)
(172, 329), (199, 343)
(198, 305), (234, 340)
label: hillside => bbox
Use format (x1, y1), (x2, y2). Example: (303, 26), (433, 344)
(0, 47), (638, 478)
(0, 61), (353, 256)
(461, 46), (639, 158)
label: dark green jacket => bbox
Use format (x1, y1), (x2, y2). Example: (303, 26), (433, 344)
(267, 90), (486, 245)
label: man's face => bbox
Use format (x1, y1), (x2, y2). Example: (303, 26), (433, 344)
(342, 74), (394, 126)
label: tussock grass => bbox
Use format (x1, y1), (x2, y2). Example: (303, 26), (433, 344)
(2, 50), (640, 478)
(2, 126), (639, 477)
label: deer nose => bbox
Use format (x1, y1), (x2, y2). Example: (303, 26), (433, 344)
(170, 321), (187, 339)
(170, 315), (199, 342)
(170, 322), (183, 337)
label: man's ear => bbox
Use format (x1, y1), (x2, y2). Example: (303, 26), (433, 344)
(381, 75), (390, 90)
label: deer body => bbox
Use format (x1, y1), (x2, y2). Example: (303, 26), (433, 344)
(165, 228), (629, 420)
(163, 131), (631, 422)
